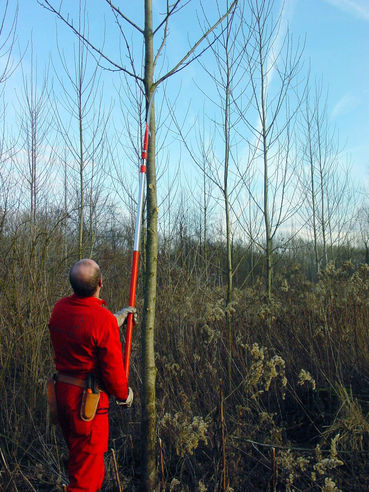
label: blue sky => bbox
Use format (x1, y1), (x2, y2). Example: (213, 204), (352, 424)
(289, 0), (369, 179)
(4, 0), (369, 189)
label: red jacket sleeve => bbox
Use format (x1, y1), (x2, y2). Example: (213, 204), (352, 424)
(95, 310), (129, 400)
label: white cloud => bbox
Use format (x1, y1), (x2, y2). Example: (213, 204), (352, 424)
(324, 0), (369, 21)
(331, 93), (358, 118)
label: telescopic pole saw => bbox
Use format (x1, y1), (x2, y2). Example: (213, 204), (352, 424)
(123, 95), (154, 380)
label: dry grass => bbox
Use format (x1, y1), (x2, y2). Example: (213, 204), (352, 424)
(1, 218), (369, 490)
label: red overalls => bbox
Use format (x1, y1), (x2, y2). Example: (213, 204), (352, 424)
(49, 295), (128, 492)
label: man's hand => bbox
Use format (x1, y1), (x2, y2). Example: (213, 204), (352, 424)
(114, 306), (137, 327)
(116, 387), (134, 408)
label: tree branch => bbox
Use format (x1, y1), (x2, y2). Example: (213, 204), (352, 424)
(105, 0), (144, 34)
(38, 0), (144, 82)
(153, 0), (186, 35)
(155, 0), (238, 86)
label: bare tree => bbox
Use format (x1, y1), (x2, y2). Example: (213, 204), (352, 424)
(51, 3), (110, 259)
(38, 0), (237, 488)
(238, 0), (304, 298)
(299, 83), (354, 273)
(169, 0), (252, 392)
(299, 85), (320, 274)
(0, 0), (19, 234)
(206, 1), (244, 394)
(15, 47), (54, 236)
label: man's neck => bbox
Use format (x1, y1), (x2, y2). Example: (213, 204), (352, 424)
(92, 289), (101, 298)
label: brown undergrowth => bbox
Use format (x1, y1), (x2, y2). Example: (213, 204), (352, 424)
(1, 227), (369, 490)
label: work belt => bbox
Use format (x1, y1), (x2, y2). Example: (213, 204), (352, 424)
(56, 372), (86, 388)
(46, 372), (102, 424)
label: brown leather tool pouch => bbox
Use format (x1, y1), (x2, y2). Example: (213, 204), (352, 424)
(80, 389), (100, 422)
(46, 376), (58, 425)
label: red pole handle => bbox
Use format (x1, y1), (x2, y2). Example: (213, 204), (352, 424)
(123, 94), (153, 380)
(123, 250), (140, 378)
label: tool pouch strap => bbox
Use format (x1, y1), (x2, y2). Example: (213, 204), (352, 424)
(46, 375), (58, 425)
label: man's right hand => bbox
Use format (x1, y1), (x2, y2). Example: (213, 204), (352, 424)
(114, 307), (137, 327)
(116, 387), (134, 408)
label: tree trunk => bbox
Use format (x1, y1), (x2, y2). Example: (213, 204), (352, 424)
(261, 88), (272, 299)
(141, 1), (157, 489)
(317, 124), (328, 270)
(309, 139), (319, 276)
(224, 64), (233, 390)
(78, 57), (84, 260)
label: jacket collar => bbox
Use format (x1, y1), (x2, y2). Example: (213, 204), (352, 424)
(70, 294), (107, 307)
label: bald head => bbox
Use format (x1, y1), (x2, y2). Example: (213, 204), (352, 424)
(69, 259), (102, 297)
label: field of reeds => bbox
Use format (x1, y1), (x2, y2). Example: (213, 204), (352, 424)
(1, 217), (369, 491)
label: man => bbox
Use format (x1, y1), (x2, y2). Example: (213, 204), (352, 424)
(49, 258), (135, 492)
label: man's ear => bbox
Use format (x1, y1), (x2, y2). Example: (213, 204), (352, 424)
(99, 276), (103, 288)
